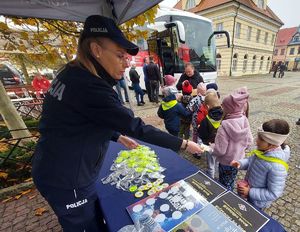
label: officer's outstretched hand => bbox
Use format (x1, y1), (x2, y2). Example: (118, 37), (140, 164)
(117, 135), (139, 149)
(181, 140), (204, 154)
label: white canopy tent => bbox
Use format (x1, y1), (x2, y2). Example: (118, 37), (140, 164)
(0, 0), (163, 24)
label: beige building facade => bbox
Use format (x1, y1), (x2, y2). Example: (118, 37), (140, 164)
(175, 0), (283, 76)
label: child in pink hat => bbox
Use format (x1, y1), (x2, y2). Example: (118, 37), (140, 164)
(210, 87), (253, 190)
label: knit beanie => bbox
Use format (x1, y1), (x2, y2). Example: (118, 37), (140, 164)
(182, 80), (193, 95)
(206, 83), (218, 91)
(197, 82), (206, 96)
(222, 87), (249, 114)
(164, 75), (177, 86)
(162, 86), (178, 97)
(208, 106), (223, 121)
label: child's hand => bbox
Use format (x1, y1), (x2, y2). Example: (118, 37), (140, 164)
(237, 185), (250, 198)
(230, 160), (241, 169)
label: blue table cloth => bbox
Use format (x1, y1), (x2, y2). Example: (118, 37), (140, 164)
(97, 141), (286, 232)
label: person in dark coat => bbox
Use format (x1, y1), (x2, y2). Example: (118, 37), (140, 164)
(176, 62), (204, 91)
(146, 56), (161, 103)
(32, 15), (204, 232)
(273, 64), (279, 78)
(142, 56), (152, 102)
(129, 61), (145, 106)
(278, 63), (286, 78)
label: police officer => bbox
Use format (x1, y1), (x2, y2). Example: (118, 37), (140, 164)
(32, 15), (203, 232)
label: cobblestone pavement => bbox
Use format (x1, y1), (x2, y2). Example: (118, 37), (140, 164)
(1, 72), (300, 232)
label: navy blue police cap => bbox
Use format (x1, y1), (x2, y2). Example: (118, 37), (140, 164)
(81, 15), (139, 56)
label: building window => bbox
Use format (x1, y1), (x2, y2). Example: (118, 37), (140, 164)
(271, 34), (275, 45)
(280, 49), (285, 55)
(298, 47), (300, 54)
(290, 48), (295, 55)
(258, 0), (264, 8)
(259, 56), (264, 71)
(264, 32), (268, 44)
(232, 53), (238, 71)
(294, 35), (300, 42)
(185, 0), (196, 9)
(243, 54), (248, 72)
(252, 55), (256, 72)
(216, 23), (223, 38)
(274, 49), (278, 56)
(247, 26), (252, 41)
(216, 54), (222, 70)
(256, 29), (261, 43)
(235, 23), (241, 39)
(266, 57), (271, 71)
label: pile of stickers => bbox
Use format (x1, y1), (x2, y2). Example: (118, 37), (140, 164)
(101, 145), (169, 198)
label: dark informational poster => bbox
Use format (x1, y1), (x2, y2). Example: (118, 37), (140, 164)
(126, 180), (208, 232)
(171, 204), (243, 232)
(185, 171), (227, 202)
(212, 192), (269, 232)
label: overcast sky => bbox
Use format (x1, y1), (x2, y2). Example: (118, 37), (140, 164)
(160, 0), (300, 28)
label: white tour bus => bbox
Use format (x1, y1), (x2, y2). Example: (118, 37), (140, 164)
(125, 7), (229, 90)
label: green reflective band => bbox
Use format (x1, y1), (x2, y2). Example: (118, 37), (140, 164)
(206, 115), (221, 129)
(248, 149), (289, 171)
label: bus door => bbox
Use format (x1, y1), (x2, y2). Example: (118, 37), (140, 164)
(147, 29), (175, 77)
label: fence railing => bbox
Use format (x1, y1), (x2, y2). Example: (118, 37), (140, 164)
(0, 128), (40, 188)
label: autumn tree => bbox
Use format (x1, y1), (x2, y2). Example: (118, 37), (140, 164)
(0, 6), (158, 139)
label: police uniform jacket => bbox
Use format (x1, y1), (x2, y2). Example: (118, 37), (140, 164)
(32, 62), (182, 189)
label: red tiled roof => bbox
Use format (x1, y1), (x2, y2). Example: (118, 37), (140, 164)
(275, 27), (298, 46)
(174, 0), (283, 25)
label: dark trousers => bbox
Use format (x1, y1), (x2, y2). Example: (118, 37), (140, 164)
(34, 181), (108, 232)
(179, 122), (191, 140)
(219, 163), (238, 191)
(132, 83), (144, 104)
(145, 81), (152, 102)
(150, 80), (159, 103)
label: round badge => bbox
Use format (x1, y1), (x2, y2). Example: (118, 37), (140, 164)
(147, 189), (156, 196)
(156, 178), (164, 184)
(138, 185), (145, 191)
(135, 191), (144, 198)
(161, 183), (169, 189)
(146, 183), (153, 189)
(155, 186), (163, 192)
(129, 185), (138, 192)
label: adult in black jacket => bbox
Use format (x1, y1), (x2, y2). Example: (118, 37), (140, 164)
(129, 61), (145, 106)
(176, 62), (204, 91)
(146, 56), (161, 103)
(32, 15), (203, 232)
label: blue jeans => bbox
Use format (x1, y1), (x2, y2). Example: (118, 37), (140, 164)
(116, 79), (129, 104)
(132, 83), (144, 104)
(34, 181), (108, 232)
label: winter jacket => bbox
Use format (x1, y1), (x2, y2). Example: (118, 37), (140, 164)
(32, 62), (182, 190)
(213, 114), (253, 165)
(180, 94), (193, 123)
(129, 67), (140, 84)
(146, 62), (161, 82)
(157, 94), (190, 134)
(187, 95), (204, 130)
(198, 106), (223, 145)
(176, 70), (204, 90)
(238, 146), (290, 208)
